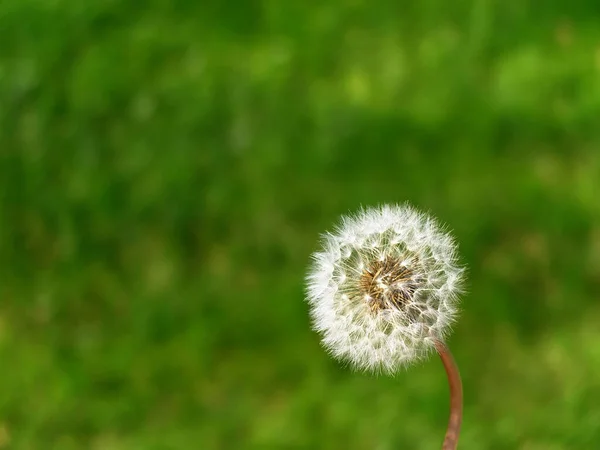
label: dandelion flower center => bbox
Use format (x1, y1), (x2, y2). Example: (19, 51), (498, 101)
(358, 257), (422, 313)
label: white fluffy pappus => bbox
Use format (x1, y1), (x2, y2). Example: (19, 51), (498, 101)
(306, 204), (465, 374)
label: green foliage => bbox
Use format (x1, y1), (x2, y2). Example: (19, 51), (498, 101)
(1, 1), (600, 448)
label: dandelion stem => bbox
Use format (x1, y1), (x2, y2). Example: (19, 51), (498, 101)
(434, 339), (463, 450)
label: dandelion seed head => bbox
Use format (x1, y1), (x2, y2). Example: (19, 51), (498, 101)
(306, 204), (465, 374)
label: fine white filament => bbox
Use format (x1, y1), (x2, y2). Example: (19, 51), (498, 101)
(306, 204), (464, 374)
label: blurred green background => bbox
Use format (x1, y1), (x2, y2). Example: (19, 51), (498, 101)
(1, 1), (600, 449)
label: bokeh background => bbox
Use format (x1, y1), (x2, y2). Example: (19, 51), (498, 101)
(1, 1), (600, 449)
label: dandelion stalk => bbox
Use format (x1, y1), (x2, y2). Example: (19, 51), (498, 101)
(434, 339), (463, 450)
(306, 204), (466, 448)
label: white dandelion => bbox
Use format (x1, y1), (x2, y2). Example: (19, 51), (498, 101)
(306, 203), (465, 449)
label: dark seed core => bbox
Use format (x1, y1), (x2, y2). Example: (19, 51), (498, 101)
(358, 257), (421, 312)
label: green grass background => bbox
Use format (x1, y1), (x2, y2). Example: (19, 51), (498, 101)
(1, 1), (600, 449)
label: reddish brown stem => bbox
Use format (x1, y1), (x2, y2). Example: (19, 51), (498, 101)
(434, 339), (463, 450)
